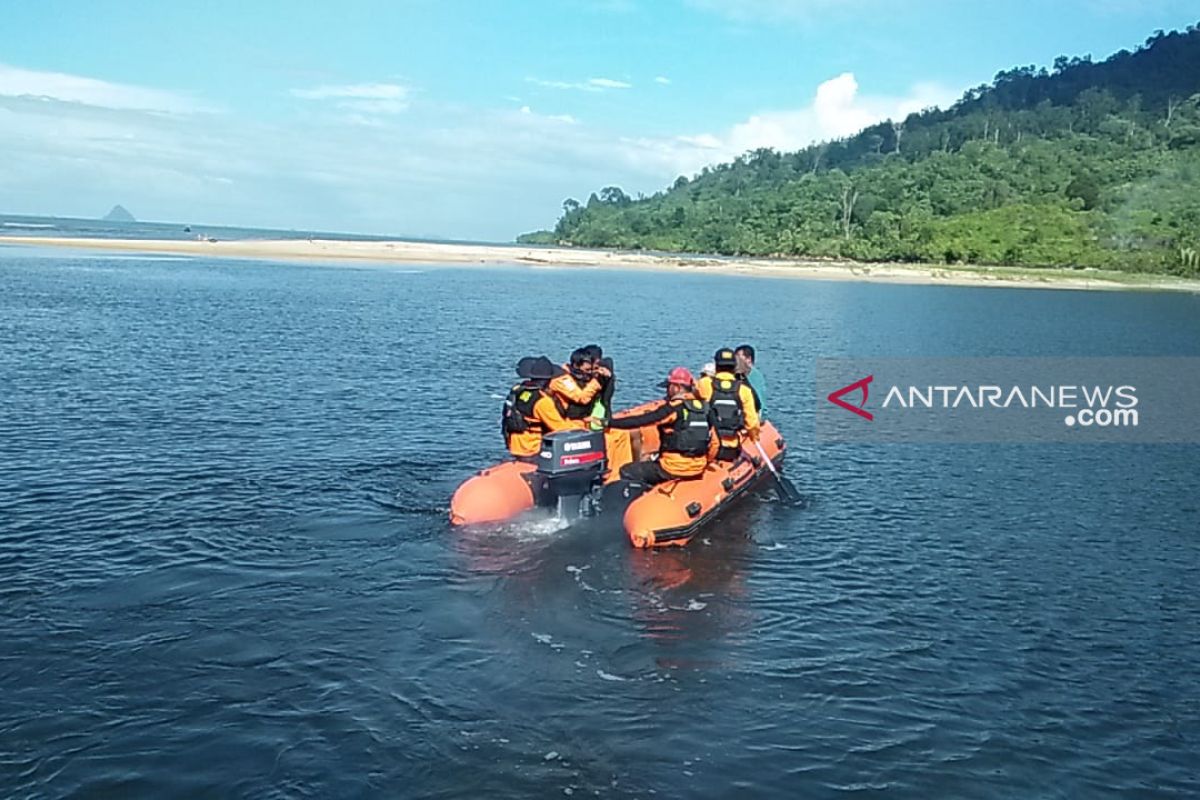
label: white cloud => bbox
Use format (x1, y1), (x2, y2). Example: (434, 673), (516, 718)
(0, 63), (209, 113)
(526, 76), (633, 92)
(0, 63), (957, 241)
(725, 72), (884, 150)
(587, 77), (632, 90)
(527, 78), (576, 90)
(0, 84), (624, 239)
(630, 72), (955, 177)
(520, 105), (577, 123)
(676, 72), (945, 173)
(654, 76), (672, 85)
(291, 82), (410, 114)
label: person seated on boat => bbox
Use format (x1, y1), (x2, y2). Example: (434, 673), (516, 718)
(503, 356), (586, 463)
(735, 344), (766, 418)
(606, 367), (717, 486)
(581, 343), (615, 424)
(575, 344), (636, 481)
(697, 348), (761, 462)
(549, 348), (611, 423)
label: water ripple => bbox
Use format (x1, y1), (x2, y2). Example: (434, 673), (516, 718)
(2, 256), (1199, 798)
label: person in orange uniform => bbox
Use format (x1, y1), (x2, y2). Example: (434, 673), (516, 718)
(549, 348), (611, 420)
(550, 347), (633, 480)
(581, 343), (615, 423)
(502, 356), (585, 462)
(696, 348), (761, 462)
(606, 367), (717, 486)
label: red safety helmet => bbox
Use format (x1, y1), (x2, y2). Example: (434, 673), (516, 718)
(657, 366), (695, 388)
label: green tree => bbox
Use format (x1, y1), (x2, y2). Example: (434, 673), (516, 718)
(534, 22), (1200, 275)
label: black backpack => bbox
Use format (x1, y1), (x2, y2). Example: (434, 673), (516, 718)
(502, 383), (543, 442)
(660, 398), (713, 456)
(709, 377), (746, 435)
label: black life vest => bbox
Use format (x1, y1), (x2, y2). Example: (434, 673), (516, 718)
(561, 401), (591, 420)
(558, 369), (595, 420)
(502, 382), (544, 443)
(659, 398), (713, 457)
(709, 376), (746, 436)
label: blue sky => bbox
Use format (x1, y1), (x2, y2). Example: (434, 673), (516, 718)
(2, 0), (1197, 240)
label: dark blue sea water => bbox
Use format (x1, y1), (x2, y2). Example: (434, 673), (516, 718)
(2, 246), (1198, 798)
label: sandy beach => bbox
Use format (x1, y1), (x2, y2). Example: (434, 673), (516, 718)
(3, 235), (1198, 293)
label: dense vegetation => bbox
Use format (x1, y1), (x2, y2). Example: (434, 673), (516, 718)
(520, 25), (1200, 275)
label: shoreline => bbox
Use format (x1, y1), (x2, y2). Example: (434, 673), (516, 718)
(3, 235), (1198, 293)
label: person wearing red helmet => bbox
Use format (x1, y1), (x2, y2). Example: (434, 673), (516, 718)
(606, 366), (717, 485)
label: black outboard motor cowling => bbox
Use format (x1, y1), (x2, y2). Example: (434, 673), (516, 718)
(537, 430), (607, 520)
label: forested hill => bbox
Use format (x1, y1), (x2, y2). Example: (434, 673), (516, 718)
(520, 24), (1200, 275)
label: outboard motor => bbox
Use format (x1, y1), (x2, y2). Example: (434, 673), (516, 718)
(537, 430), (607, 521)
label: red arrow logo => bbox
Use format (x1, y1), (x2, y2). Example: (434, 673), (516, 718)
(827, 375), (874, 421)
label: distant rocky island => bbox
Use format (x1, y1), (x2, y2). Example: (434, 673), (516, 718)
(102, 205), (136, 223)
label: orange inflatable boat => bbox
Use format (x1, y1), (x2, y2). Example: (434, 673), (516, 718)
(449, 401), (788, 548)
(621, 420), (785, 547)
